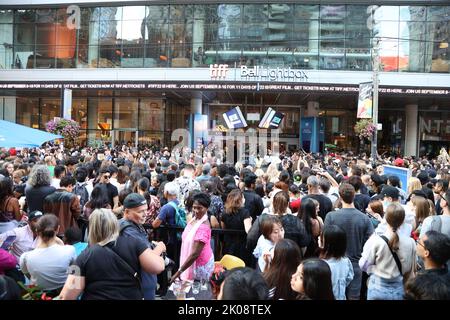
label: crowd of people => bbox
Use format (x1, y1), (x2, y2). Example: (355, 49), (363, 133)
(0, 143), (449, 300)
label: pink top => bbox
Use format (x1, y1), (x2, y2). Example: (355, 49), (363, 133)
(182, 223), (213, 266)
(194, 224), (213, 266)
(0, 248), (17, 275)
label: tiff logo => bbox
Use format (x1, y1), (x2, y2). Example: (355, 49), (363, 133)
(209, 64), (229, 80)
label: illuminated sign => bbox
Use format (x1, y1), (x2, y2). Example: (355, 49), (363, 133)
(210, 64), (229, 80)
(241, 66), (308, 82)
(0, 82), (449, 96)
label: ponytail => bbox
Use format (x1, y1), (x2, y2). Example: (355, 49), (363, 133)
(385, 203), (405, 252)
(36, 214), (59, 243)
(388, 228), (400, 251)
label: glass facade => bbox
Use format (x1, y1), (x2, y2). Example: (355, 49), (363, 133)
(14, 94), (189, 147)
(0, 4), (448, 72)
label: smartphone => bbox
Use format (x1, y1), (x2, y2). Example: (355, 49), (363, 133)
(1, 235), (16, 250)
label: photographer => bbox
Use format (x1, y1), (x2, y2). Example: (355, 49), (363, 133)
(119, 193), (167, 300)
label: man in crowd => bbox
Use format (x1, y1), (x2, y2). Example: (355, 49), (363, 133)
(120, 193), (167, 300)
(43, 176), (81, 237)
(324, 183), (374, 300)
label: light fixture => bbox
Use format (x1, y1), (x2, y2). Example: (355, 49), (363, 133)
(439, 42), (448, 49)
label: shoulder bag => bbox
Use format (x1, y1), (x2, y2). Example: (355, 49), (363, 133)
(379, 235), (402, 275)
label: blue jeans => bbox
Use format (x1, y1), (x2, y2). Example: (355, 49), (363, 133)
(367, 274), (404, 300)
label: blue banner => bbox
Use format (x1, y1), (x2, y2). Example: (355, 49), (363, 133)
(383, 165), (411, 194)
(223, 106), (247, 129)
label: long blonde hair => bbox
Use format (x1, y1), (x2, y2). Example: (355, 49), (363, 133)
(407, 177), (422, 196)
(88, 209), (119, 246)
(266, 163), (280, 183)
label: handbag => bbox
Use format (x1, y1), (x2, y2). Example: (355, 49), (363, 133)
(379, 235), (402, 274)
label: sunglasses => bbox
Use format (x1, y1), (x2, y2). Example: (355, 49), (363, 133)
(103, 175), (110, 179)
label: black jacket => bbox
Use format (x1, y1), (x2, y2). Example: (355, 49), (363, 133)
(243, 189), (264, 221)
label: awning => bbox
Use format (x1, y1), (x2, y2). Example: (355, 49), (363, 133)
(0, 120), (63, 148)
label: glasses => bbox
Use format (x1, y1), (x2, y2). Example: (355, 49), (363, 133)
(103, 175), (110, 179)
(416, 240), (426, 249)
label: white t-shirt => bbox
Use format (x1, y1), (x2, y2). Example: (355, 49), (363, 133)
(420, 214), (450, 237)
(253, 235), (274, 272)
(20, 244), (76, 291)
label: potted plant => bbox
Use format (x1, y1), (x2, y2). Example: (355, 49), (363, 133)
(45, 118), (80, 148)
(354, 119), (376, 152)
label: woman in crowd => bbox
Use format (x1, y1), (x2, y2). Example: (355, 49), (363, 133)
(202, 179), (224, 225)
(221, 189), (252, 265)
(291, 258), (335, 300)
(83, 185), (112, 219)
(359, 203), (416, 300)
(19, 214), (76, 296)
(59, 208), (166, 300)
(366, 199), (384, 228)
(410, 196), (430, 239)
(263, 239), (302, 300)
(253, 216), (284, 272)
(135, 177), (160, 225)
(407, 177), (422, 198)
(298, 198), (323, 258)
(170, 193), (214, 283)
(0, 176), (22, 233)
(116, 166), (130, 193)
(247, 191), (310, 257)
(319, 225), (354, 300)
(25, 165), (56, 213)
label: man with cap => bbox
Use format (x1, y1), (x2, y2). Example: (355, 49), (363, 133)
(0, 210), (42, 261)
(374, 185), (415, 237)
(160, 159), (171, 174)
(119, 193), (167, 300)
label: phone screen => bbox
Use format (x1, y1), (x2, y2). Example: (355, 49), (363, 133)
(1, 235), (16, 250)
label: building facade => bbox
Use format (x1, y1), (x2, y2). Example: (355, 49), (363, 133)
(0, 0), (449, 156)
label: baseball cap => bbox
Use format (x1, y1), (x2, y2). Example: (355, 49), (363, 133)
(28, 210), (43, 221)
(161, 160), (170, 171)
(381, 186), (400, 200)
(123, 193), (147, 209)
(394, 158), (404, 167)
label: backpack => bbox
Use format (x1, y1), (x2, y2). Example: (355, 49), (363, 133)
(168, 201), (187, 240)
(74, 182), (89, 212)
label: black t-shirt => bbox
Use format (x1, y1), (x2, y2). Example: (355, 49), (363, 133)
(354, 194), (371, 213)
(302, 194), (333, 220)
(25, 185), (56, 213)
(243, 190), (264, 221)
(98, 183), (119, 208)
(74, 235), (148, 300)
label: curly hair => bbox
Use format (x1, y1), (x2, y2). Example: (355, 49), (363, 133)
(27, 165), (51, 187)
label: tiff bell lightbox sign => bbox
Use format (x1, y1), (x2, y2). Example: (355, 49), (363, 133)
(209, 64), (309, 82)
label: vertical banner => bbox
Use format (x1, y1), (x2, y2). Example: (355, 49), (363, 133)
(63, 88), (72, 119)
(357, 82), (373, 119)
(191, 114), (208, 150)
